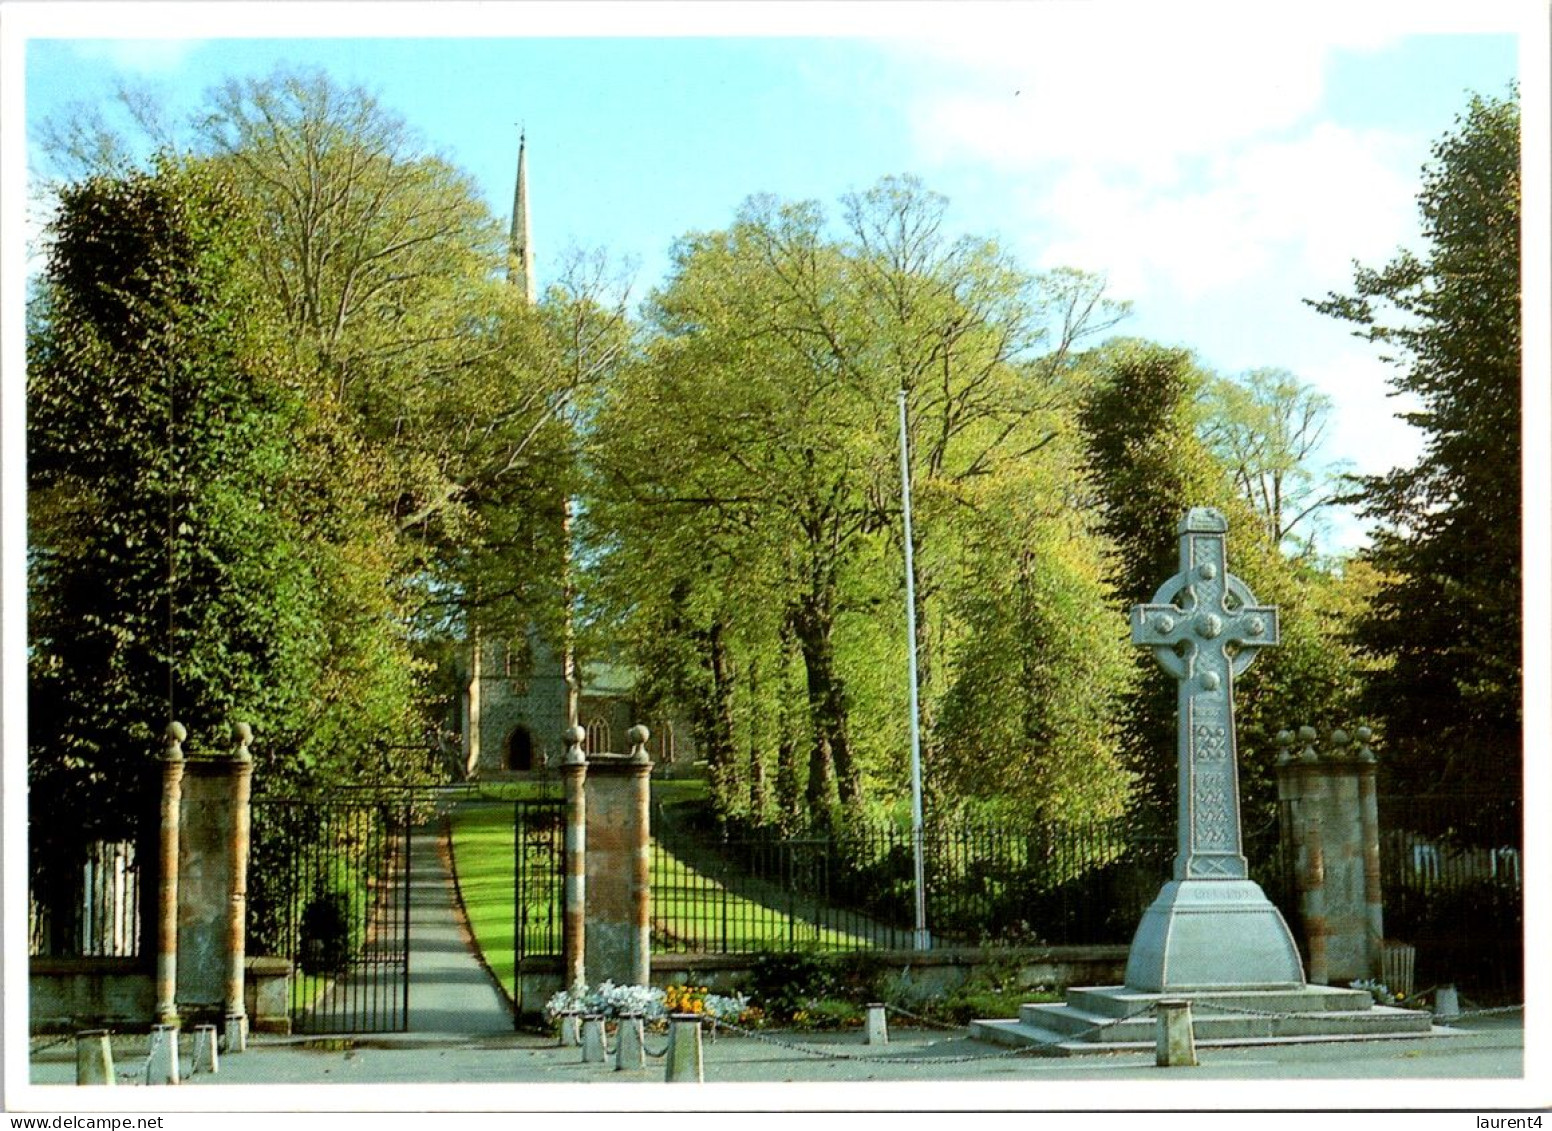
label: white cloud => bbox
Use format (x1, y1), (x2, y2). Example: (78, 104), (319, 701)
(1305, 347), (1424, 478)
(896, 6), (1399, 177)
(1026, 123), (1422, 304)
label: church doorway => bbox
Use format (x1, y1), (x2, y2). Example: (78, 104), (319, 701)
(506, 726), (534, 772)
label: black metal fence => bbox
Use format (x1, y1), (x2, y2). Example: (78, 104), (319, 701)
(513, 798), (565, 1018)
(248, 792), (420, 1033)
(1378, 795), (1522, 1000)
(649, 805), (1292, 955)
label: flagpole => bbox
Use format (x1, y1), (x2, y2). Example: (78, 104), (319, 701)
(898, 389), (929, 951)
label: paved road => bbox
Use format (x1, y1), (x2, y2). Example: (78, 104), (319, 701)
(26, 1012), (1526, 1092)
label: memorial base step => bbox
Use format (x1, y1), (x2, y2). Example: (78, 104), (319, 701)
(968, 984), (1450, 1056)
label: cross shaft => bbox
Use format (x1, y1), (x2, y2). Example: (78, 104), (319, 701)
(1131, 508), (1279, 880)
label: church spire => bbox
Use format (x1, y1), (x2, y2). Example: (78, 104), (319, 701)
(508, 129), (535, 304)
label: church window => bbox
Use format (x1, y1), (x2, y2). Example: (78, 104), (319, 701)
(585, 716), (612, 756)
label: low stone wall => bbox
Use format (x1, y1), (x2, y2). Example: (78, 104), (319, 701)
(246, 956), (293, 1034)
(30, 955), (293, 1035)
(29, 957), (153, 1032)
(513, 945), (1129, 1019)
(652, 945), (1131, 997)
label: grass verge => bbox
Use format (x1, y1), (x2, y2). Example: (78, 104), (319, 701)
(446, 796), (869, 1000)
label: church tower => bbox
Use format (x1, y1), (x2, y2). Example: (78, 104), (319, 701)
(466, 129), (536, 777)
(508, 130), (536, 304)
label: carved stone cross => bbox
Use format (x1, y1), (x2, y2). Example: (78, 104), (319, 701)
(1121, 508), (1304, 992)
(1132, 507), (1278, 881)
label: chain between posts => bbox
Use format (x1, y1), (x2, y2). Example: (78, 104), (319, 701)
(684, 1002), (1161, 1066)
(1188, 995), (1525, 1024)
(619, 992), (1524, 1069)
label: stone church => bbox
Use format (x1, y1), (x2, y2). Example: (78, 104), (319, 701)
(460, 136), (692, 779)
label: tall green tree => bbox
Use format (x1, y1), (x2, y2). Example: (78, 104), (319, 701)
(34, 68), (586, 720)
(26, 161), (427, 936)
(1199, 367), (1340, 554)
(1309, 90), (1522, 817)
(587, 179), (1133, 826)
(1076, 341), (1359, 833)
(194, 69), (569, 631)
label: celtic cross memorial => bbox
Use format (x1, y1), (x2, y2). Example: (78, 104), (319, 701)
(1122, 508), (1306, 992)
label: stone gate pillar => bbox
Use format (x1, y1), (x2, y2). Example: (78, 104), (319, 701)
(560, 724), (588, 990)
(175, 722), (255, 1030)
(155, 723), (187, 1026)
(1276, 726), (1385, 985)
(583, 726), (653, 987)
(224, 724), (254, 1050)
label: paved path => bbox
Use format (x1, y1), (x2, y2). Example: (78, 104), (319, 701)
(401, 821), (513, 1035)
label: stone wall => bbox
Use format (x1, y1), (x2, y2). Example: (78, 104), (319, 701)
(29, 956), (290, 1034)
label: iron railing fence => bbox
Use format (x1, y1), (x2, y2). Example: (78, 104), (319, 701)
(649, 804), (1292, 955)
(248, 790), (430, 1033)
(651, 833), (919, 953)
(513, 799), (565, 964)
(1376, 794), (1522, 1001)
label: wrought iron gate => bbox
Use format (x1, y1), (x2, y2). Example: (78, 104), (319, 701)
(513, 799), (565, 1020)
(249, 794), (414, 1033)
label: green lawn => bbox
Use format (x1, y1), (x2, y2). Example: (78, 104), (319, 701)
(446, 796), (867, 998)
(650, 846), (869, 952)
(446, 801), (526, 997)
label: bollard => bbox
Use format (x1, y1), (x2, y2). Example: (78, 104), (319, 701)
(615, 1012), (646, 1071)
(558, 1011), (581, 1047)
(1155, 999), (1197, 1068)
(75, 1030), (115, 1086)
(864, 1003), (888, 1045)
(191, 1024), (220, 1075)
(224, 1012), (248, 1054)
(145, 1024), (181, 1085)
(665, 1013), (704, 1083)
(580, 1014), (607, 1063)
(1435, 985), (1460, 1023)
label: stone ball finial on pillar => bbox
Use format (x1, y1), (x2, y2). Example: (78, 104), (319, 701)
(231, 721), (254, 762)
(1330, 728), (1351, 759)
(1297, 725), (1319, 763)
(627, 724), (650, 765)
(1355, 725), (1376, 763)
(164, 721), (188, 760)
(562, 724), (587, 767)
(1275, 729), (1295, 764)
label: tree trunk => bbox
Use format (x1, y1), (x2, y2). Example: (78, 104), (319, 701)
(775, 622), (803, 826)
(746, 655), (767, 817)
(694, 620), (739, 812)
(792, 593), (863, 814)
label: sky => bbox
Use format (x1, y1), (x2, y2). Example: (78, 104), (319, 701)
(5, 1), (1539, 555)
